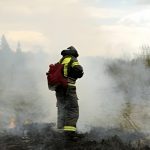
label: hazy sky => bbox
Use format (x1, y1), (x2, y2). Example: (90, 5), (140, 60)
(0, 0), (150, 57)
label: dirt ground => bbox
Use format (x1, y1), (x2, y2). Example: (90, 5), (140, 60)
(0, 123), (149, 150)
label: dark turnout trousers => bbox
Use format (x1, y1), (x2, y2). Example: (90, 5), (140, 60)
(56, 85), (79, 131)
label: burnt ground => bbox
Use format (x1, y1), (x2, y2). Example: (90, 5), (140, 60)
(0, 123), (150, 150)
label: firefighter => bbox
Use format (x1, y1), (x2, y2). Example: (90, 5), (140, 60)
(55, 46), (83, 139)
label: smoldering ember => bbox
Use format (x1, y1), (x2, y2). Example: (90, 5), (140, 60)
(0, 36), (150, 150)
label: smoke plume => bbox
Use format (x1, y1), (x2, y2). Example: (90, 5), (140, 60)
(0, 37), (149, 136)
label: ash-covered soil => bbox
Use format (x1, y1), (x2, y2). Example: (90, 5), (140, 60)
(0, 123), (149, 150)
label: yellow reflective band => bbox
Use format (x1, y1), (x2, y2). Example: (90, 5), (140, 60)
(68, 83), (75, 86)
(72, 61), (79, 67)
(64, 64), (68, 77)
(64, 126), (76, 132)
(61, 57), (72, 77)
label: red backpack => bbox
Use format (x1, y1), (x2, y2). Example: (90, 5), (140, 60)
(46, 63), (68, 91)
(46, 57), (73, 91)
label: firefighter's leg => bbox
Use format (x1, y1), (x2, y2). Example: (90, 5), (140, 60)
(64, 86), (79, 132)
(64, 107), (79, 132)
(57, 104), (65, 129)
(56, 87), (66, 129)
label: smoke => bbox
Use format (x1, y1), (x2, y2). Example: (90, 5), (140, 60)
(78, 57), (125, 131)
(106, 58), (150, 133)
(0, 40), (149, 136)
(78, 57), (150, 133)
(0, 48), (56, 129)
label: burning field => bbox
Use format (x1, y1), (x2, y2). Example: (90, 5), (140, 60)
(0, 123), (150, 150)
(0, 37), (150, 149)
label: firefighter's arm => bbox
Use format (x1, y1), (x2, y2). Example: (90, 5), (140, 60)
(71, 61), (84, 79)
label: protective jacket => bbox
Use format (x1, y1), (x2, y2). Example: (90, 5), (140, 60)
(60, 48), (83, 82)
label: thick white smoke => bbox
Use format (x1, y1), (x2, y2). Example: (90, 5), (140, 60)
(78, 57), (125, 131)
(105, 58), (150, 133)
(0, 41), (149, 135)
(77, 57), (150, 133)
